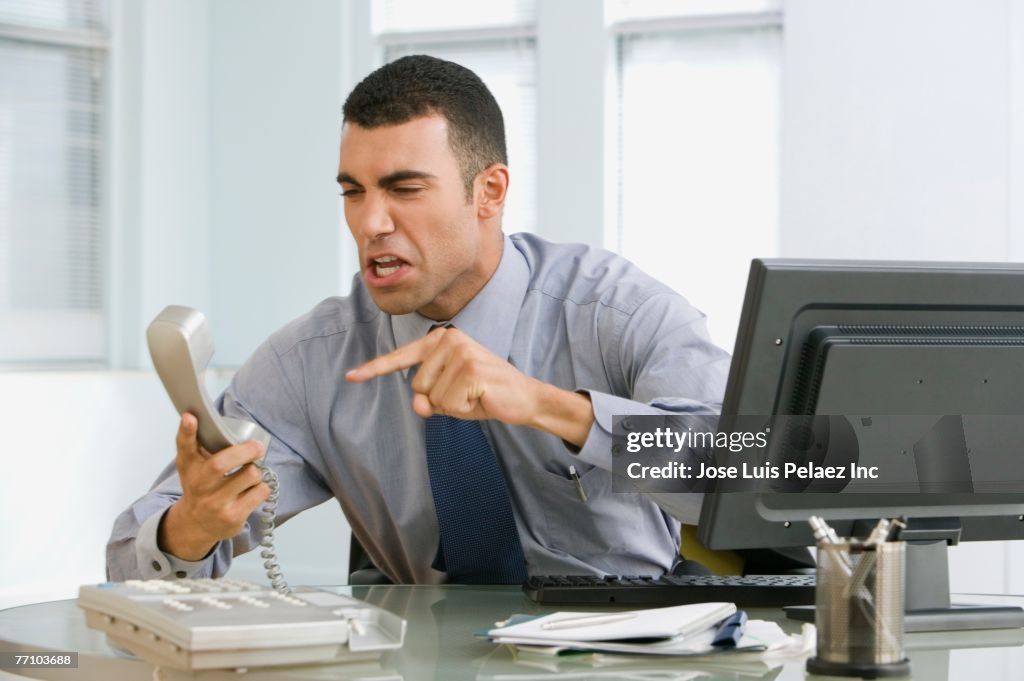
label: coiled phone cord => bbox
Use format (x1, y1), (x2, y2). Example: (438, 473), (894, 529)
(256, 462), (289, 592)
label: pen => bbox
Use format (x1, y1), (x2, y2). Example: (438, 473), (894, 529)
(809, 515), (840, 545)
(847, 516), (900, 604)
(810, 517), (875, 607)
(886, 515), (907, 542)
(865, 518), (891, 547)
(569, 465), (588, 503)
(809, 516), (853, 575)
(540, 612), (636, 630)
(711, 610), (748, 648)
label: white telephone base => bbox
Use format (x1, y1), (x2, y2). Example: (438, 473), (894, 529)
(79, 578), (406, 671)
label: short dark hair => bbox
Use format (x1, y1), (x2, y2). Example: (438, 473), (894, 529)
(342, 55), (507, 198)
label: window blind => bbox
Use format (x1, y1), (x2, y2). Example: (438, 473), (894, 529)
(376, 0), (535, 33)
(617, 27), (781, 351)
(0, 0), (104, 31)
(609, 0), (781, 22)
(0, 0), (107, 365)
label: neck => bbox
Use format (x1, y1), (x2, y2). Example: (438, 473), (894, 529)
(419, 230), (504, 321)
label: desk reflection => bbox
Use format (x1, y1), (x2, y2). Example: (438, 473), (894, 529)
(0, 587), (1022, 681)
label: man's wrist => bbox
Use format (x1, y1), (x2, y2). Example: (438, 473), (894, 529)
(158, 502), (218, 562)
(527, 381), (594, 449)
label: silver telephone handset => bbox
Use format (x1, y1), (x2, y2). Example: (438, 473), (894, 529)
(147, 305), (288, 592)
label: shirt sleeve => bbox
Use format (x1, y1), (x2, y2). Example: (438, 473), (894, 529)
(570, 292), (731, 524)
(105, 338), (334, 582)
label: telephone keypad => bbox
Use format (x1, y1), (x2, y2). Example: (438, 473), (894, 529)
(79, 578), (406, 671)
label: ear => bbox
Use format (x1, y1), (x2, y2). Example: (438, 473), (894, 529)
(476, 164), (509, 220)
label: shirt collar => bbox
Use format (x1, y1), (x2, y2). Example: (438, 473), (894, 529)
(391, 234), (529, 378)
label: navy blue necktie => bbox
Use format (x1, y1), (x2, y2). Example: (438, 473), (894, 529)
(424, 414), (528, 584)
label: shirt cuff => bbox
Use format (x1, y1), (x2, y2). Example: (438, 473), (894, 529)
(572, 390), (719, 471)
(572, 390), (708, 525)
(572, 390), (665, 470)
(135, 507), (216, 579)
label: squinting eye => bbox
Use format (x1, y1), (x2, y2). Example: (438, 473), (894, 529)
(393, 186), (423, 194)
(340, 189), (363, 197)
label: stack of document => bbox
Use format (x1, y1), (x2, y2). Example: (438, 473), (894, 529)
(482, 602), (813, 660)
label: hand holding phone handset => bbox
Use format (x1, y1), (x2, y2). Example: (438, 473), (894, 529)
(147, 305), (288, 592)
(78, 306), (405, 672)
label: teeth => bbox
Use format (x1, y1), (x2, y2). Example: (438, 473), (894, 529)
(371, 255), (401, 278)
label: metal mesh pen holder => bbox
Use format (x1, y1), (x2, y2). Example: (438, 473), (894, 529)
(807, 541), (911, 678)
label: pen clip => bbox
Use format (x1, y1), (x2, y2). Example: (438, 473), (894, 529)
(711, 610), (747, 648)
(569, 465), (588, 503)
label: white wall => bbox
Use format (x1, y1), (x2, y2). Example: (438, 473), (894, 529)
(0, 371), (349, 610)
(781, 0), (1024, 593)
(781, 0), (1012, 261)
(111, 0), (351, 368)
(0, 372), (174, 608)
(208, 0), (349, 365)
(535, 0), (608, 245)
(108, 0), (212, 369)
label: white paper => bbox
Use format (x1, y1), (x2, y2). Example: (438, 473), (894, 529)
(487, 602), (735, 644)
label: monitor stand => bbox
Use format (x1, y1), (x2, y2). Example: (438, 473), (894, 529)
(785, 538), (1024, 632)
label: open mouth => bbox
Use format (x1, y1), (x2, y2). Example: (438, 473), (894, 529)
(365, 255), (410, 286)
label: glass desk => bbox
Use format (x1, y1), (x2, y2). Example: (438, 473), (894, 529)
(1, 586), (1023, 680)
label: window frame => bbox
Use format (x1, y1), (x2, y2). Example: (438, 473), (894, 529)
(610, 7), (783, 248)
(612, 11), (784, 350)
(0, 8), (111, 369)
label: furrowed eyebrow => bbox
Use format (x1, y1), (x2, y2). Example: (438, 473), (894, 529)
(333, 171), (434, 187)
(337, 170), (436, 189)
(378, 170), (436, 188)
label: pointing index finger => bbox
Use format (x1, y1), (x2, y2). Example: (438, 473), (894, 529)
(346, 328), (446, 382)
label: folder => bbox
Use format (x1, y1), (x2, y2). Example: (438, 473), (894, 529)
(485, 602), (743, 655)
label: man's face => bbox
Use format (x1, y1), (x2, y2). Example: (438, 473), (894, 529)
(338, 115), (488, 320)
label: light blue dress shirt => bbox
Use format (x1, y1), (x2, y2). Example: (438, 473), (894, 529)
(107, 233), (730, 583)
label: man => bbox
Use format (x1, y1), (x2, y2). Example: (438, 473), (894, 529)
(107, 55), (730, 584)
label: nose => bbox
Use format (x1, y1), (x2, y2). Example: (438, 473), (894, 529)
(353, 191), (395, 241)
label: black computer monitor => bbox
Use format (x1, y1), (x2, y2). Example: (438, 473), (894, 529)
(697, 259), (1024, 631)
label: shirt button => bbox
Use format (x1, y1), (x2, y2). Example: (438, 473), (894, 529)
(622, 418), (634, 430)
(175, 571), (187, 578)
(612, 444), (623, 455)
(151, 561), (162, 571)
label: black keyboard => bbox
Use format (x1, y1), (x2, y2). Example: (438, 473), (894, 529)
(524, 574), (816, 607)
